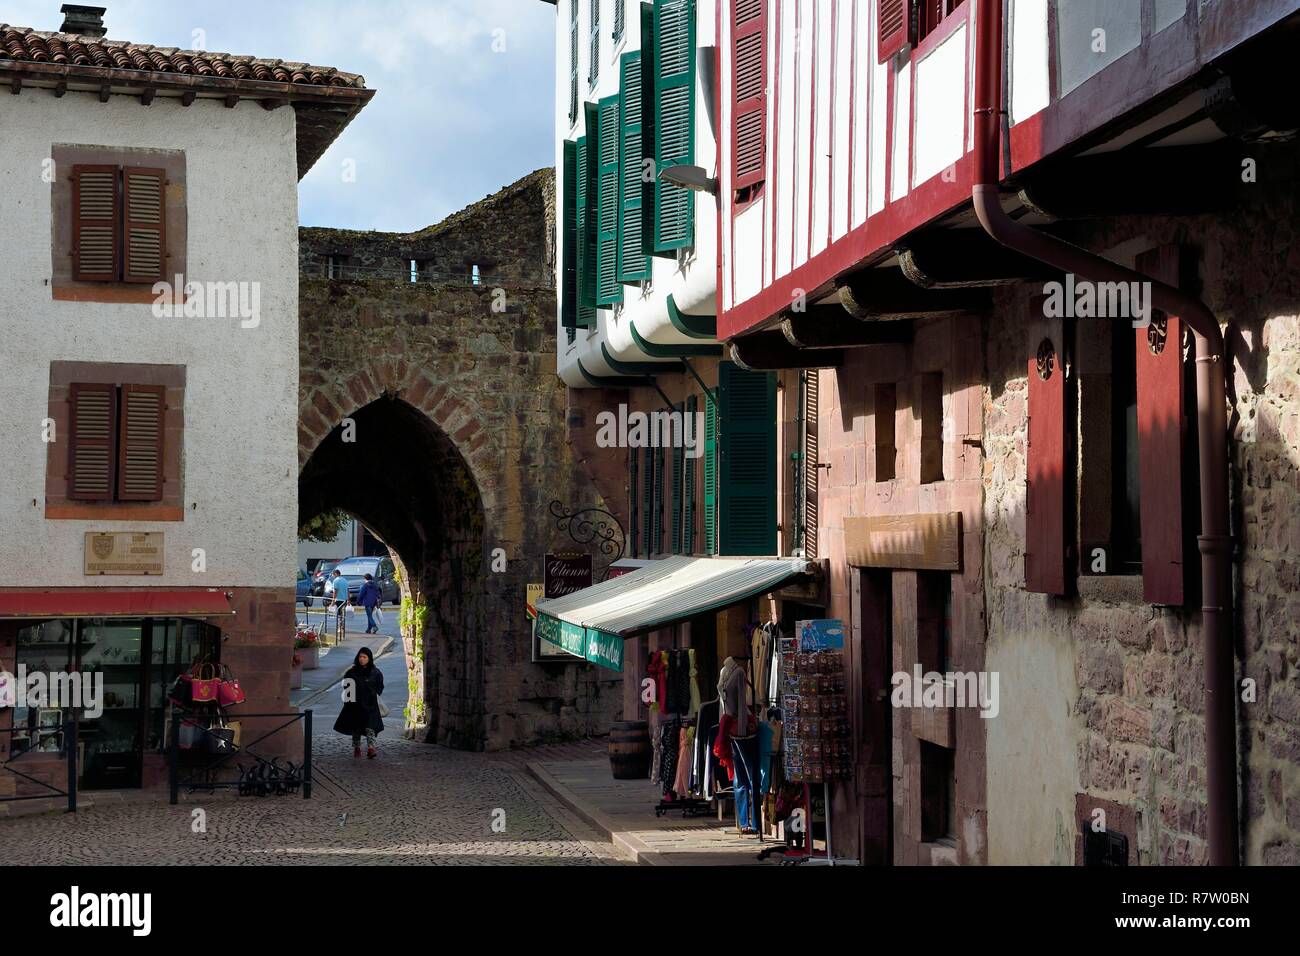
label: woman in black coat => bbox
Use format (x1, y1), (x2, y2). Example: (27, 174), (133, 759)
(333, 647), (385, 759)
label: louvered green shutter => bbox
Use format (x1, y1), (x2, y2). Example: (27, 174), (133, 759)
(596, 95), (624, 305)
(653, 445), (664, 555)
(589, 0), (600, 86)
(561, 140), (578, 330)
(577, 103), (599, 327)
(642, 441), (655, 556)
(684, 394), (697, 553)
(569, 0), (579, 123)
(704, 392), (717, 554)
(618, 52), (652, 284)
(671, 402), (684, 553)
(629, 445), (640, 558)
(653, 0), (695, 253)
(639, 2), (660, 259)
(717, 362), (777, 555)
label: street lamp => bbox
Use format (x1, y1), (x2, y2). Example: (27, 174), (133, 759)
(658, 164), (718, 195)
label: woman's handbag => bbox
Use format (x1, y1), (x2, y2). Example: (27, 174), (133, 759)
(376, 695), (390, 718)
(207, 718), (237, 755)
(374, 606), (384, 626)
(168, 672), (194, 706)
(178, 717), (207, 750)
(217, 665), (245, 707)
(190, 663), (220, 704)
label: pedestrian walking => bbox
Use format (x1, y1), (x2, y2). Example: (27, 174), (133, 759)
(358, 573), (382, 634)
(333, 647), (385, 759)
(329, 568), (349, 625)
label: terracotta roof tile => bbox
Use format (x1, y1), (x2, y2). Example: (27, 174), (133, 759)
(0, 24), (367, 89)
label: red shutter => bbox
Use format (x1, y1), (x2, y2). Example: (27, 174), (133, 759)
(69, 383), (117, 501)
(732, 0), (766, 194)
(878, 0), (910, 62)
(122, 167), (167, 284)
(1026, 311), (1068, 595)
(1135, 245), (1188, 605)
(72, 165), (120, 282)
(117, 385), (165, 502)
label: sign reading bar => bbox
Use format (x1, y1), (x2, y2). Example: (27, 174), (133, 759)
(85, 532), (164, 576)
(844, 513), (961, 571)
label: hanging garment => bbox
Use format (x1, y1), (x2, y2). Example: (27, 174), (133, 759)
(673, 725), (693, 796)
(751, 626), (771, 710)
(694, 700), (719, 790)
(718, 657), (750, 733)
(666, 649), (692, 714)
(659, 718), (681, 793)
(731, 734), (761, 831)
(647, 651), (668, 714)
(688, 649), (701, 717)
(650, 712), (663, 783)
(758, 720), (777, 796)
(768, 625), (782, 706)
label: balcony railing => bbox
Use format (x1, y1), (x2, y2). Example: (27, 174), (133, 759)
(300, 259), (554, 289)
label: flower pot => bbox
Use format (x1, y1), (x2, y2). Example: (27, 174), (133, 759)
(298, 646), (320, 670)
(290, 663), (303, 689)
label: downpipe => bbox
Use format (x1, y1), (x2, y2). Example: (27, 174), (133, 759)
(971, 0), (1239, 864)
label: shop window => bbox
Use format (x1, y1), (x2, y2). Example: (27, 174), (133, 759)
(874, 383), (897, 482)
(10, 617), (218, 790)
(326, 255), (347, 279)
(919, 372), (944, 484)
(916, 571), (952, 674)
(920, 740), (956, 843)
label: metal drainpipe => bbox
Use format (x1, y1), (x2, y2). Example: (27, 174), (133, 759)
(971, 0), (1239, 864)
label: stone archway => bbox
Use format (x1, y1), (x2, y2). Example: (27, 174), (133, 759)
(299, 389), (487, 747)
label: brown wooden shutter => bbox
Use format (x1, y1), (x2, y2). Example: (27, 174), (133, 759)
(878, 0), (911, 62)
(117, 384), (165, 502)
(122, 167), (167, 284)
(1025, 308), (1069, 595)
(732, 0), (766, 194)
(1135, 245), (1190, 605)
(72, 165), (120, 282)
(69, 383), (117, 501)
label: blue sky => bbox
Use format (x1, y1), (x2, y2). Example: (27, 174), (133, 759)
(3, 0), (557, 230)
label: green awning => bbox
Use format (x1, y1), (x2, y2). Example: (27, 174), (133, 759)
(533, 556), (813, 671)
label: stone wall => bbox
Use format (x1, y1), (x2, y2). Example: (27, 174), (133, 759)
(299, 169), (554, 287)
(981, 144), (1300, 864)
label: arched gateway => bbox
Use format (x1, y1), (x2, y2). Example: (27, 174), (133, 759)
(297, 172), (622, 750)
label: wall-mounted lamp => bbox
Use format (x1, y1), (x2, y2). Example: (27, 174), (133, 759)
(658, 164), (718, 196)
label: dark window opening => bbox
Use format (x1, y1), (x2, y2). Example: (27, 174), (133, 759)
(1111, 324), (1141, 569)
(874, 383), (897, 482)
(916, 571), (953, 674)
(917, 0), (967, 46)
(919, 371), (944, 484)
(920, 740), (956, 843)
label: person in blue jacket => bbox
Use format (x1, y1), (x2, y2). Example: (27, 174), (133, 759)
(358, 573), (382, 634)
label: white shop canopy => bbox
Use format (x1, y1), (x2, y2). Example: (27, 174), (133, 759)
(534, 555), (813, 672)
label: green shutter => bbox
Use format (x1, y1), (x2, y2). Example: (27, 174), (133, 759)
(569, 0), (579, 123)
(672, 402), (684, 553)
(589, 0), (599, 86)
(596, 95), (624, 306)
(618, 52), (652, 284)
(653, 0), (696, 253)
(684, 394), (696, 554)
(704, 392), (717, 554)
(561, 140), (578, 330)
(639, 2), (660, 259)
(642, 441), (655, 556)
(629, 445), (640, 558)
(717, 362), (777, 556)
(577, 102), (599, 326)
(653, 445), (664, 554)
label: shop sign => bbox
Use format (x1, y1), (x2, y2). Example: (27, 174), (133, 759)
(84, 532), (164, 576)
(545, 552), (593, 598)
(535, 614), (624, 672)
(844, 513), (961, 571)
(584, 629), (623, 671)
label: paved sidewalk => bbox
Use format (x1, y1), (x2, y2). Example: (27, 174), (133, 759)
(527, 757), (778, 865)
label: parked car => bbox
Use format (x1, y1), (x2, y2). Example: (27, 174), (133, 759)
(296, 566), (315, 608)
(330, 556), (401, 606)
(310, 558), (342, 596)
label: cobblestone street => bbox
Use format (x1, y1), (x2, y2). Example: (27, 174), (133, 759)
(1, 643), (620, 866)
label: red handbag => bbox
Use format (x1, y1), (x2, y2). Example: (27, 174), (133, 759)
(190, 663), (220, 704)
(217, 665), (245, 707)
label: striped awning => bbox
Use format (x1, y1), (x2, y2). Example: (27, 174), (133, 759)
(533, 556), (813, 671)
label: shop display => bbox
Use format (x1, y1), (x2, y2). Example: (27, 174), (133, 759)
(782, 622), (851, 784)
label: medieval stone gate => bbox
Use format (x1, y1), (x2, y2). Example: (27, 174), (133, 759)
(296, 171), (621, 751)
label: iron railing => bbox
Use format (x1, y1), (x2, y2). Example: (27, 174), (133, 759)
(168, 709), (313, 803)
(1, 721), (78, 812)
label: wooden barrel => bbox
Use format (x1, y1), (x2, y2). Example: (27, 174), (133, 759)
(608, 720), (652, 780)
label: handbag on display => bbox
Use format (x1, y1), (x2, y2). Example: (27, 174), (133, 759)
(168, 672), (194, 706)
(190, 663), (220, 704)
(207, 718), (237, 755)
(217, 665), (245, 707)
(178, 717), (207, 750)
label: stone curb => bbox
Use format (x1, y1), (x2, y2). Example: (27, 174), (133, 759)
(293, 636), (395, 709)
(524, 761), (674, 866)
